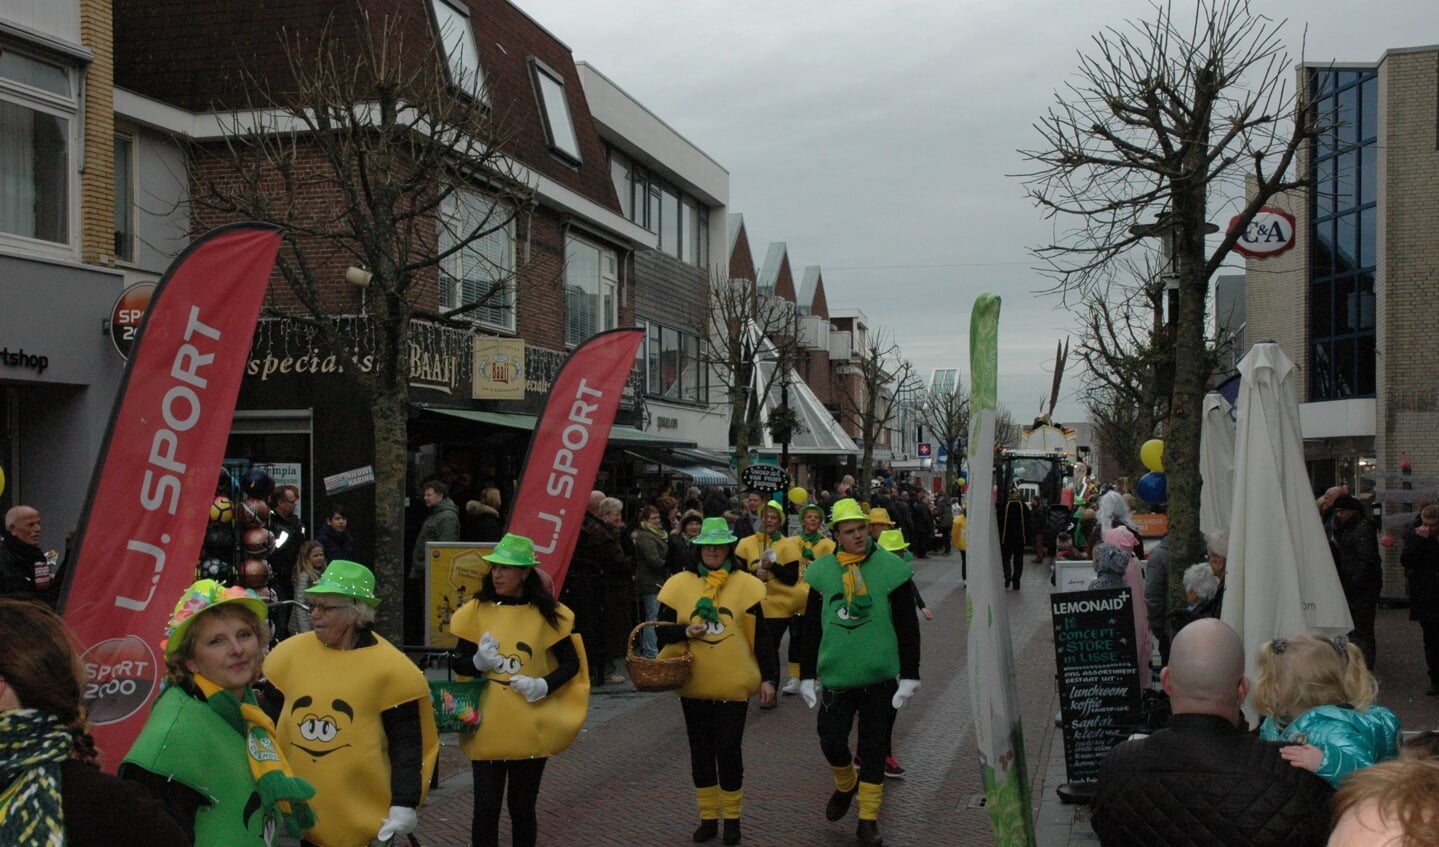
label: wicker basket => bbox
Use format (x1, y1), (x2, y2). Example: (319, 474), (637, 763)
(429, 679), (486, 733)
(626, 621), (693, 692)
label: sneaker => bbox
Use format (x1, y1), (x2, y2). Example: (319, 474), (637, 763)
(781, 677), (801, 695)
(883, 756), (906, 779)
(605, 672), (626, 685)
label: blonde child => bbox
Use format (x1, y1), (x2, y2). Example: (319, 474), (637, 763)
(1252, 633), (1401, 788)
(291, 540), (326, 633)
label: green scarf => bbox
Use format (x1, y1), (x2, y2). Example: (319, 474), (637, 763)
(694, 561), (732, 623)
(0, 708), (68, 847)
(800, 531), (824, 561)
(192, 675), (318, 838)
(641, 522), (668, 540)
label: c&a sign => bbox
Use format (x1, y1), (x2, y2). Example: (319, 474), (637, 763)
(1228, 207), (1297, 259)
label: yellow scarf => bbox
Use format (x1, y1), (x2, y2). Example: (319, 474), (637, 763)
(193, 674), (317, 837)
(694, 564), (731, 622)
(837, 550), (871, 609)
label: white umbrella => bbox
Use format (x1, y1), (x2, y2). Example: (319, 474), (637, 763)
(1199, 392), (1235, 535)
(1222, 343), (1353, 722)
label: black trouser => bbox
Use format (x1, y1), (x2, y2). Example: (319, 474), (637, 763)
(1422, 620), (1439, 686)
(817, 679), (897, 786)
(1001, 543), (1025, 587)
(1346, 594), (1378, 669)
(681, 697), (750, 790)
(786, 614), (805, 668)
(960, 550), (967, 581)
(757, 616), (789, 687)
(561, 574), (605, 682)
(472, 758), (548, 847)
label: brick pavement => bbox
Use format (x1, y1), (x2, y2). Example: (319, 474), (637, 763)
(402, 555), (1439, 846)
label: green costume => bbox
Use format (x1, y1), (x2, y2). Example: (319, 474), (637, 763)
(122, 686), (280, 846)
(804, 545), (914, 689)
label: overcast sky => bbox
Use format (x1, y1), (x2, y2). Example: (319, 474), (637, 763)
(512, 0), (1433, 423)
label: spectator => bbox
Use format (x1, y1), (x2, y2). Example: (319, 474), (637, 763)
(1091, 619), (1334, 847)
(267, 484), (306, 640)
(634, 504), (670, 660)
(314, 502), (355, 563)
(998, 489), (1029, 590)
(463, 487), (504, 543)
(560, 494), (628, 686)
(1399, 503), (1439, 696)
(1, 504), (55, 604)
(1328, 756), (1439, 846)
(1330, 494), (1382, 669)
(1143, 535), (1171, 646)
(410, 480), (461, 579)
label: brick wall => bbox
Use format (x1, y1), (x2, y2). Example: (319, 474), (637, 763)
(80, 0), (115, 266)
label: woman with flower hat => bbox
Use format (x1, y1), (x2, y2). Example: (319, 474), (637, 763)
(780, 503), (833, 696)
(262, 561), (439, 847)
(444, 533), (589, 847)
(655, 517), (776, 845)
(121, 580), (317, 845)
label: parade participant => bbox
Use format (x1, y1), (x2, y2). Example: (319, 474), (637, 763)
(866, 507), (894, 541)
(951, 503), (968, 582)
(655, 517), (774, 845)
(262, 561), (438, 847)
(0, 599), (188, 847)
(1253, 633), (1400, 788)
(122, 581), (316, 844)
(447, 533), (589, 847)
(734, 497), (803, 708)
(800, 498), (921, 847)
(782, 503), (833, 695)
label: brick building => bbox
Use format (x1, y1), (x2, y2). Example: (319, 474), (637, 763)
(1243, 44), (1439, 594)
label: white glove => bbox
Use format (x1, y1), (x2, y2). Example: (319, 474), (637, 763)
(509, 674), (549, 703)
(799, 679), (817, 709)
(377, 805), (417, 842)
(473, 632), (503, 673)
(892, 679), (920, 709)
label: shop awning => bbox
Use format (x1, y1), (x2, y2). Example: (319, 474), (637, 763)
(624, 450), (737, 487)
(747, 326), (860, 457)
(421, 407), (695, 447)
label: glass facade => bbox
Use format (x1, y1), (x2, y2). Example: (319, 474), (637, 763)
(1308, 67), (1378, 400)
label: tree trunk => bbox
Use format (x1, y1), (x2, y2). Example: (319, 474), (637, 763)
(370, 386), (408, 644)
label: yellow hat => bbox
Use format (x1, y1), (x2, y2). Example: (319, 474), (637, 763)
(829, 498), (868, 528)
(867, 507), (895, 527)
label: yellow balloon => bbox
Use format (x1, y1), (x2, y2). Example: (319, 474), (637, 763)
(1140, 439), (1165, 473)
(787, 486), (809, 505)
(0, 464), (5, 499)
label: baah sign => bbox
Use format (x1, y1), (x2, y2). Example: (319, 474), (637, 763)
(1051, 588), (1142, 784)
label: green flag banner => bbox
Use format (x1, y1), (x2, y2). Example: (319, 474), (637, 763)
(965, 294), (1036, 845)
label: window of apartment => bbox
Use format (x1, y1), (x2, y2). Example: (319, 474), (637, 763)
(438, 188), (515, 331)
(610, 152), (631, 219)
(427, 0), (487, 103)
(610, 152), (712, 269)
(114, 134), (134, 262)
(531, 60), (581, 163)
(645, 321), (703, 402)
(1308, 67), (1378, 401)
(0, 45), (75, 249)
(565, 234), (617, 346)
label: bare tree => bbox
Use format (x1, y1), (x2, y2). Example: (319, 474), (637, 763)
(700, 271), (802, 474)
(917, 376), (970, 493)
(1019, 0), (1317, 584)
(993, 405), (1021, 452)
(187, 12), (534, 639)
(834, 327), (914, 486)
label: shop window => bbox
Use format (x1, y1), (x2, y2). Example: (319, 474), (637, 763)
(0, 46), (74, 251)
(427, 0), (487, 103)
(531, 59), (580, 163)
(644, 321), (704, 403)
(438, 189), (514, 331)
(565, 234), (616, 346)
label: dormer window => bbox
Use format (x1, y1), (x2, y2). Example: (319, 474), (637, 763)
(530, 59), (580, 163)
(427, 0), (487, 104)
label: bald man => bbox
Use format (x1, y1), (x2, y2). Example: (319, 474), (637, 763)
(1091, 619), (1333, 847)
(1, 505), (53, 604)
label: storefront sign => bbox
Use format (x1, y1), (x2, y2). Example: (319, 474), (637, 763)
(1051, 588), (1141, 784)
(0, 347), (49, 374)
(110, 282), (156, 360)
(1228, 207), (1297, 259)
(323, 464), (375, 495)
(655, 415), (679, 430)
(473, 337), (525, 399)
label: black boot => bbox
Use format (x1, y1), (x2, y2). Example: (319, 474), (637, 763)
(826, 785), (858, 821)
(722, 819), (742, 845)
(856, 819), (884, 847)
(692, 820), (718, 843)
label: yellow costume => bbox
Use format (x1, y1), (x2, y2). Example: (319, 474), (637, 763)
(735, 532), (806, 618)
(449, 599), (590, 760)
(264, 633), (439, 847)
(657, 570), (767, 700)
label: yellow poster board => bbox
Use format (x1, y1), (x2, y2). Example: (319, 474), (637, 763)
(424, 542), (496, 647)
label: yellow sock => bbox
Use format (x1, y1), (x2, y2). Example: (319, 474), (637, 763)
(696, 785), (720, 820)
(830, 762), (858, 793)
(788, 661), (801, 681)
(720, 788), (743, 820)
(857, 781), (883, 820)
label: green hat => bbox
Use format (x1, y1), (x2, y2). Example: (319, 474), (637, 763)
(877, 529), (910, 553)
(163, 580), (269, 659)
(760, 497), (786, 519)
(800, 502), (825, 520)
(829, 497), (867, 528)
(692, 517), (739, 546)
(305, 559), (380, 607)
(483, 533), (540, 568)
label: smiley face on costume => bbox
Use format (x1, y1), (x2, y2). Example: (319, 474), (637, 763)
(825, 593), (873, 630)
(288, 695), (354, 758)
(490, 642), (534, 686)
(688, 608), (737, 645)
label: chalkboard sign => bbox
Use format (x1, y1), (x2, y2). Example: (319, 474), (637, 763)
(741, 464), (789, 493)
(1051, 588), (1141, 784)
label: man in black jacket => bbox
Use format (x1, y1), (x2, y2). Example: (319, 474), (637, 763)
(1, 505), (54, 605)
(1092, 618), (1332, 847)
(1331, 494), (1382, 669)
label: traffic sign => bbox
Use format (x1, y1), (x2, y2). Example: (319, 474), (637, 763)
(917, 443), (932, 457)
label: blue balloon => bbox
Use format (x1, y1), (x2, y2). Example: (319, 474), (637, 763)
(1137, 471), (1167, 504)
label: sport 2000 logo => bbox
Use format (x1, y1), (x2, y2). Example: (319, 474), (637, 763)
(80, 635), (160, 724)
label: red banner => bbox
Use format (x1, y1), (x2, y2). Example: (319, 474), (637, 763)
(506, 328), (643, 594)
(59, 224), (282, 769)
